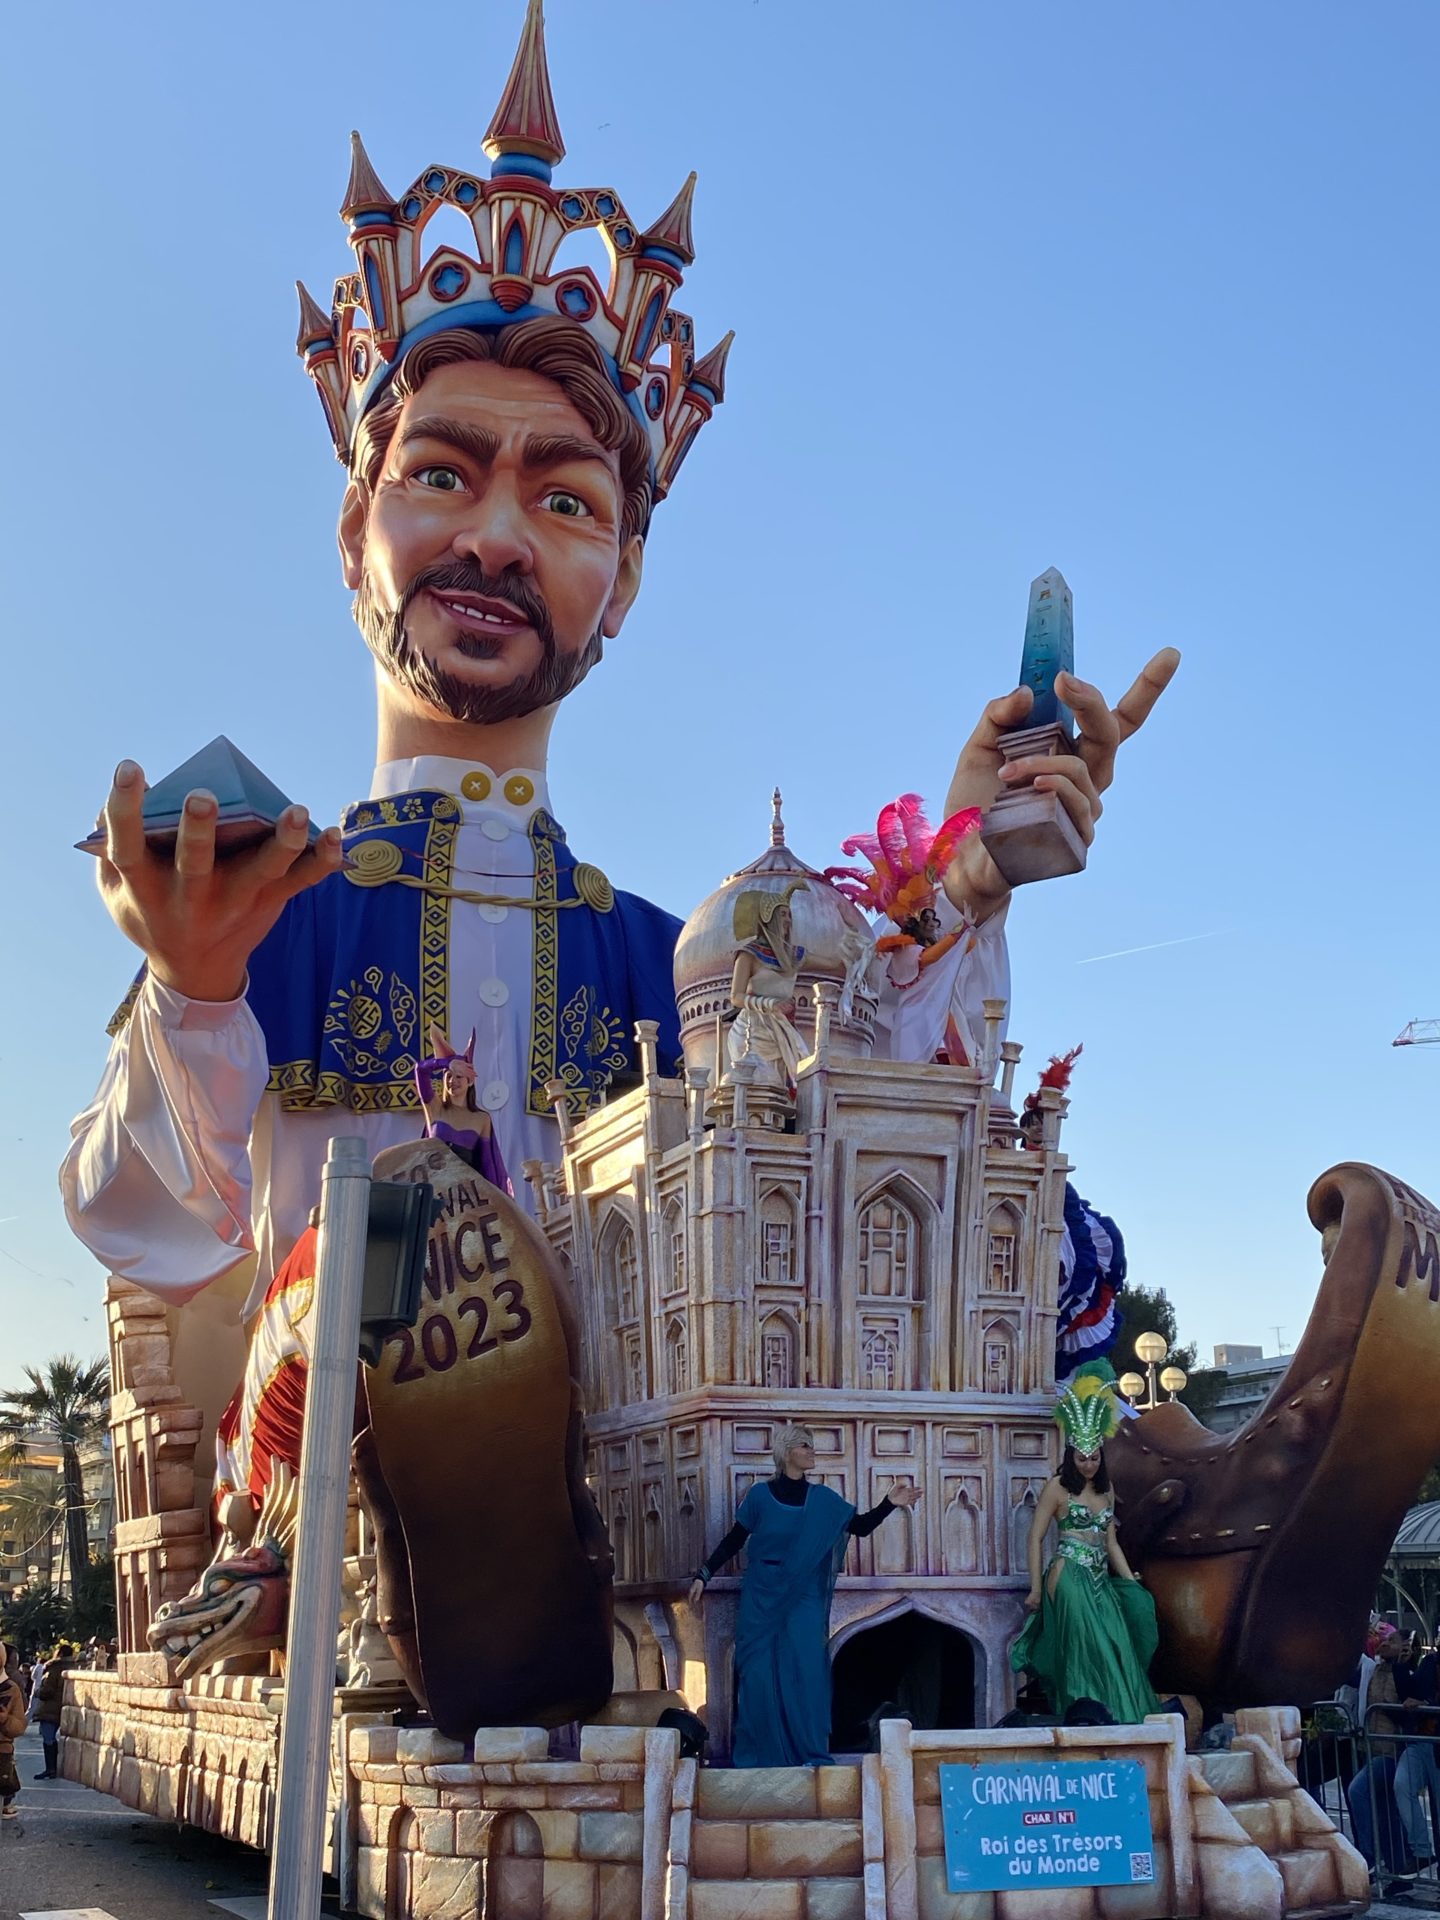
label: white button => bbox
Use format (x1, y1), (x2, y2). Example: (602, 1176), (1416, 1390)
(481, 818), (510, 841)
(482, 1079), (510, 1110)
(478, 903), (508, 923)
(479, 978), (509, 1007)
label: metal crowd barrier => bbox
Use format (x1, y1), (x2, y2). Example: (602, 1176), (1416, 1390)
(1348, 1701), (1440, 1905)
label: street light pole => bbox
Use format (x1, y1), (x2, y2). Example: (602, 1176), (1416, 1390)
(268, 1136), (372, 1920)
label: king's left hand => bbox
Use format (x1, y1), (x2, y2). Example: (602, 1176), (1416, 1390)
(889, 1483), (923, 1510)
(941, 648), (1180, 922)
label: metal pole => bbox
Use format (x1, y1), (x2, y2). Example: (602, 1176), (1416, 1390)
(268, 1136), (372, 1920)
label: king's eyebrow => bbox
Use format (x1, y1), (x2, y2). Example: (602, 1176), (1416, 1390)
(521, 433), (615, 472)
(395, 417), (501, 465)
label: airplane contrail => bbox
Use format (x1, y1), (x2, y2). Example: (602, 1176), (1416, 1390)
(1075, 930), (1227, 966)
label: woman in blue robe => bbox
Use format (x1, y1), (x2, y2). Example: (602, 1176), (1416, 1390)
(689, 1425), (922, 1766)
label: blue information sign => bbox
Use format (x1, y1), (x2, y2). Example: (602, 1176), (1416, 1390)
(940, 1758), (1155, 1893)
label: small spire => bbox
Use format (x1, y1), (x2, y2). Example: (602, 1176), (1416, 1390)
(340, 130), (393, 219)
(483, 0), (566, 167)
(294, 281), (332, 354)
(689, 330), (735, 404)
(770, 787), (786, 848)
(641, 171), (697, 263)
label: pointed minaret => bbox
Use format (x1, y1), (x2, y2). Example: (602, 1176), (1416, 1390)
(340, 131), (403, 361)
(294, 280), (333, 356)
(688, 331), (734, 406)
(654, 330), (734, 497)
(340, 129), (393, 220)
(295, 281), (347, 458)
(483, 0), (566, 310)
(614, 173), (696, 391)
(483, 0), (566, 172)
(640, 171), (697, 266)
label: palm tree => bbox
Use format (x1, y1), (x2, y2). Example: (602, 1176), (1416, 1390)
(0, 1357), (110, 1590)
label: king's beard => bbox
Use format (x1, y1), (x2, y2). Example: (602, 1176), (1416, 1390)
(355, 560), (604, 726)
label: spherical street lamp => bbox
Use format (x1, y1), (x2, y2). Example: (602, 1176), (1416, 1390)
(1127, 1333), (1186, 1411)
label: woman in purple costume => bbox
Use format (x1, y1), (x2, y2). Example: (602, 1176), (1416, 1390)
(414, 1024), (513, 1195)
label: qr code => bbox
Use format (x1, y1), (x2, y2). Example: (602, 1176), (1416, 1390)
(1129, 1852), (1154, 1883)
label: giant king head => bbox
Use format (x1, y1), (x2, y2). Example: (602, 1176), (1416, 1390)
(296, 0), (731, 736)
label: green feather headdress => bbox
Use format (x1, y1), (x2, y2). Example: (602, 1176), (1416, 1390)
(1054, 1359), (1125, 1453)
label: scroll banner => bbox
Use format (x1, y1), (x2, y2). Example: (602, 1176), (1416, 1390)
(940, 1758), (1155, 1893)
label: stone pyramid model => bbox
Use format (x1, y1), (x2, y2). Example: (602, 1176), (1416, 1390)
(76, 736), (320, 855)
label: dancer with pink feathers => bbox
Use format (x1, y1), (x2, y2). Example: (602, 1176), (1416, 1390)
(827, 794), (993, 1064)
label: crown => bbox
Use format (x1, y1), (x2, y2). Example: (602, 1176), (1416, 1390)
(295, 0), (731, 504)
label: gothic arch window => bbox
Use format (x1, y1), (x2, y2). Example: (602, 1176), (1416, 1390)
(985, 1201), (1023, 1294)
(663, 1198), (687, 1297)
(857, 1191), (917, 1299)
(760, 1187), (799, 1286)
(860, 1324), (899, 1391)
(944, 1485), (983, 1573)
(1011, 1485), (1039, 1575)
(611, 1491), (631, 1582)
(665, 1316), (689, 1395)
(855, 1182), (928, 1390)
(643, 1483), (664, 1578)
(598, 1211), (647, 1407)
(982, 1319), (1017, 1397)
(759, 1310), (799, 1390)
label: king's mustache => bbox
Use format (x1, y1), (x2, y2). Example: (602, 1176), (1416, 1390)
(397, 562), (556, 654)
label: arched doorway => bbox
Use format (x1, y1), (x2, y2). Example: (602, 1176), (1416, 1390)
(830, 1610), (977, 1753)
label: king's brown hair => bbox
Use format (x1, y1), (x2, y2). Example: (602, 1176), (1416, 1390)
(351, 318), (653, 544)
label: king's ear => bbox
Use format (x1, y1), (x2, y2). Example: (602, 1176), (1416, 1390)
(338, 477), (369, 591)
(601, 533), (644, 640)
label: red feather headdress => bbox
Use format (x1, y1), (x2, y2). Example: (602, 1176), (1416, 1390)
(824, 793), (981, 929)
(1023, 1044), (1083, 1113)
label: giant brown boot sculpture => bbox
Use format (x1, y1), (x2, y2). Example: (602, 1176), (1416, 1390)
(1109, 1162), (1440, 1707)
(359, 1138), (614, 1737)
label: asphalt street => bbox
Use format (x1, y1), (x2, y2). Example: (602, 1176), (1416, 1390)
(0, 1728), (292, 1920)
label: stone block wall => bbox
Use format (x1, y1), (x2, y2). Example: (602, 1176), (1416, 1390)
(59, 1687), (1369, 1920)
(61, 1669), (280, 1847)
(349, 1723), (660, 1920)
(688, 1761), (867, 1920)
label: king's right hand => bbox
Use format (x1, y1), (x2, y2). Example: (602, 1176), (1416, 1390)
(97, 760), (344, 1002)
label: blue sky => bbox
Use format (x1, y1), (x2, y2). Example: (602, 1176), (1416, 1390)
(3, 1), (1436, 1371)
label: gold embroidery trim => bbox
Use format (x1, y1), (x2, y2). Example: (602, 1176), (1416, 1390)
(267, 806), (458, 1112)
(528, 815), (560, 1118)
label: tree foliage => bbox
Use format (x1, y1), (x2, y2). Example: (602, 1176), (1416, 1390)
(0, 1584), (68, 1659)
(67, 1552), (117, 1642)
(0, 1355), (110, 1587)
(1113, 1284), (1229, 1422)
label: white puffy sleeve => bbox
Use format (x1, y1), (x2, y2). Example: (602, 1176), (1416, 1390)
(59, 975), (268, 1303)
(874, 896), (1011, 1067)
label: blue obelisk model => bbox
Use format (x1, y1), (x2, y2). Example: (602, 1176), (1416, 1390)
(1019, 567), (1074, 734)
(978, 567), (1088, 886)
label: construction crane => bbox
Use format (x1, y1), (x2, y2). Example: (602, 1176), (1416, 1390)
(1394, 1019), (1440, 1048)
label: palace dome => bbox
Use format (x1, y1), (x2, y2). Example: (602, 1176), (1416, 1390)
(672, 791), (879, 1080)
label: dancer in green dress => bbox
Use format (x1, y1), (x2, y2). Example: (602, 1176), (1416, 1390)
(1011, 1362), (1160, 1724)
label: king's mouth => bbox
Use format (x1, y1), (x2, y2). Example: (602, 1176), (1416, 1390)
(426, 588), (534, 638)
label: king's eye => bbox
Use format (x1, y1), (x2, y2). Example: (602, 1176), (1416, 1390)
(415, 466), (465, 492)
(541, 489), (591, 518)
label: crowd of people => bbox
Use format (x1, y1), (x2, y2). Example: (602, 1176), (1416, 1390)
(1339, 1618), (1440, 1894)
(0, 1636), (117, 1819)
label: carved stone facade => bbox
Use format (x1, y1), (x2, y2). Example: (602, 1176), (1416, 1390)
(530, 994), (1075, 1751)
(105, 1279), (209, 1673)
